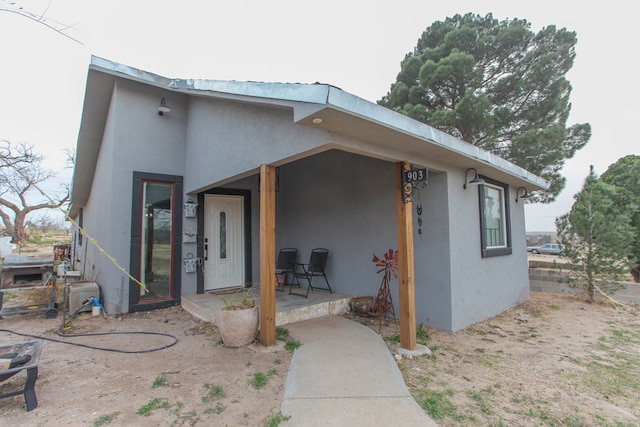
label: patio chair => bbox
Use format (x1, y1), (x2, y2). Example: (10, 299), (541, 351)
(289, 248), (332, 298)
(275, 248), (298, 291)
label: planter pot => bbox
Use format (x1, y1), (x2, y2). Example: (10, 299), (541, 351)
(350, 296), (374, 316)
(216, 305), (259, 347)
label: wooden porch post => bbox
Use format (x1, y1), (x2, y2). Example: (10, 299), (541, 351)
(259, 164), (277, 346)
(396, 161), (417, 351)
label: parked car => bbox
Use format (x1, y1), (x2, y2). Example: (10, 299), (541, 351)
(527, 243), (565, 255)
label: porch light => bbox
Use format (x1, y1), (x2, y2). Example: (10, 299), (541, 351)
(158, 97), (171, 116)
(516, 187), (531, 203)
(463, 168), (484, 189)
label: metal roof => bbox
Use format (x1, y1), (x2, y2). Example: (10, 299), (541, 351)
(69, 56), (548, 217)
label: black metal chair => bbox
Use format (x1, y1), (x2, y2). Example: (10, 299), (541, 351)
(289, 248), (332, 298)
(275, 248), (297, 292)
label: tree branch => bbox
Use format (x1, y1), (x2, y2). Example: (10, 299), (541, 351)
(0, 2), (84, 45)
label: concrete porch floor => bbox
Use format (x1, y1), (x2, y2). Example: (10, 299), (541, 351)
(182, 286), (352, 326)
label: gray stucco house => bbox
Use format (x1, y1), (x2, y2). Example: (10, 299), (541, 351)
(69, 56), (547, 334)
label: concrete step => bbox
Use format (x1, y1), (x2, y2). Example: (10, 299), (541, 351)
(181, 288), (351, 326)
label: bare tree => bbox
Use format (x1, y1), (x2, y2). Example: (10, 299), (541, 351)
(0, 141), (69, 245)
(0, 0), (84, 45)
(26, 212), (67, 233)
(0, 139), (38, 170)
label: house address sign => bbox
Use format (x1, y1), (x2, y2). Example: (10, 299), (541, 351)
(402, 165), (428, 203)
(403, 168), (427, 184)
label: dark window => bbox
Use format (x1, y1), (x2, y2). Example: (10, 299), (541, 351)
(140, 182), (173, 300)
(130, 172), (182, 311)
(219, 211), (227, 259)
(78, 208), (83, 246)
(478, 177), (512, 258)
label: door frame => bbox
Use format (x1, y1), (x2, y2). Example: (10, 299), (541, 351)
(197, 189), (252, 293)
(129, 171), (183, 312)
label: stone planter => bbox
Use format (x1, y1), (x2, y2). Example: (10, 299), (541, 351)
(349, 296), (374, 316)
(216, 305), (259, 347)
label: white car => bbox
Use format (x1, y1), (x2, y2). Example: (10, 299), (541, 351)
(527, 243), (565, 255)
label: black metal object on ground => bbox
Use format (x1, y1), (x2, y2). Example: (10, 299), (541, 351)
(0, 340), (42, 411)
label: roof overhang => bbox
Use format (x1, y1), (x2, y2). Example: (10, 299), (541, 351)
(292, 88), (547, 188)
(69, 56), (548, 217)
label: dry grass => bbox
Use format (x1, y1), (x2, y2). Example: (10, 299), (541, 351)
(349, 293), (640, 426)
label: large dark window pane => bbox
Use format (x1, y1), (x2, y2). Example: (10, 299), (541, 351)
(478, 177), (512, 258)
(482, 185), (505, 247)
(140, 182), (173, 300)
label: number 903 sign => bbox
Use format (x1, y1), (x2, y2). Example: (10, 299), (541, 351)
(403, 168), (428, 184)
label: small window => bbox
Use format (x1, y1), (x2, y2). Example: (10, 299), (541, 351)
(78, 208), (83, 246)
(219, 211), (227, 259)
(478, 178), (512, 257)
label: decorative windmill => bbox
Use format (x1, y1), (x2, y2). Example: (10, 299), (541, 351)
(371, 249), (398, 330)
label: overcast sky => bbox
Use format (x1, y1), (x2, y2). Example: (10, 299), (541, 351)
(1, 0), (637, 231)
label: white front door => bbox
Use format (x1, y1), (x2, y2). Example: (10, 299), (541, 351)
(204, 195), (245, 291)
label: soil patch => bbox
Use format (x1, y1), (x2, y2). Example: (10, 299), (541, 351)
(1, 267), (638, 427)
(0, 305), (291, 426)
(353, 292), (640, 426)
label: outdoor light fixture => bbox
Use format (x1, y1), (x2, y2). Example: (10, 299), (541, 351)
(157, 97), (171, 116)
(516, 187), (531, 203)
(463, 168), (484, 189)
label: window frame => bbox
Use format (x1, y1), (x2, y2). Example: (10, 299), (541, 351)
(477, 176), (512, 258)
(77, 208), (83, 246)
(129, 171), (183, 312)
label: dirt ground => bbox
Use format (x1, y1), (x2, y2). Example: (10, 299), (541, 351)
(1, 277), (639, 426)
(378, 293), (640, 426)
(0, 301), (291, 426)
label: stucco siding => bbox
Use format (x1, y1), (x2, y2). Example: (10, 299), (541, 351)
(184, 97), (330, 193)
(76, 80), (187, 313)
(76, 86), (127, 313)
(275, 150), (397, 298)
(272, 150), (454, 331)
(412, 171), (454, 331)
(448, 169), (530, 331)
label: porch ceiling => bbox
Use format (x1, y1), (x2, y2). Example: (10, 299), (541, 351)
(295, 107), (547, 191)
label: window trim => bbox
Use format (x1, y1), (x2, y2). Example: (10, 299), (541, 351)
(129, 171), (183, 312)
(477, 176), (512, 258)
(78, 208), (83, 246)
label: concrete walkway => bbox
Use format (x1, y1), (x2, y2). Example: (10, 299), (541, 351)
(280, 316), (437, 426)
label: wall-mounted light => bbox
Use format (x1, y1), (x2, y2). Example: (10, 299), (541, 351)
(158, 97), (171, 116)
(516, 187), (531, 203)
(463, 168), (484, 189)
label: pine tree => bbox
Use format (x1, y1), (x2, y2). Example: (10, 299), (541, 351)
(380, 13), (591, 202)
(556, 166), (635, 303)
